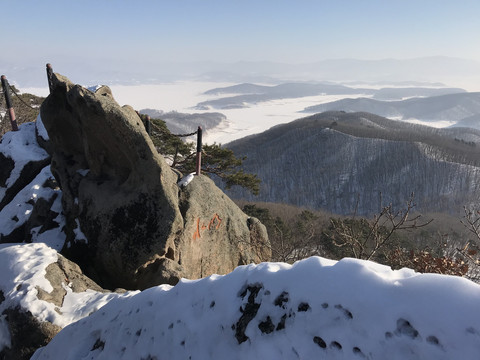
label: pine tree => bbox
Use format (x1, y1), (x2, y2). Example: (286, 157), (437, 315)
(144, 116), (260, 195)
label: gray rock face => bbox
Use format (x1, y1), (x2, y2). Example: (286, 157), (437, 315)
(0, 306), (62, 360)
(40, 74), (269, 290)
(134, 175), (269, 290)
(36, 254), (106, 307)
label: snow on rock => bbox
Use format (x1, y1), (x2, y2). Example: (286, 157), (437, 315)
(73, 218), (88, 244)
(0, 243), (137, 354)
(87, 85), (103, 93)
(35, 114), (49, 142)
(0, 165), (65, 249)
(177, 172), (195, 188)
(32, 256), (480, 360)
(0, 122), (49, 204)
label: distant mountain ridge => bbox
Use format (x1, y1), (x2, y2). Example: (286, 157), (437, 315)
(196, 82), (467, 111)
(302, 92), (480, 126)
(371, 87), (465, 100)
(196, 82), (375, 110)
(4, 56), (480, 88)
(223, 111), (480, 215)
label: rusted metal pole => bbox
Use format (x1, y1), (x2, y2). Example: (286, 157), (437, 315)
(196, 126), (202, 175)
(145, 115), (151, 135)
(46, 63), (54, 93)
(1, 75), (18, 131)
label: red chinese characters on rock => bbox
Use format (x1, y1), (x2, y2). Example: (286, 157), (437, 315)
(193, 213), (223, 240)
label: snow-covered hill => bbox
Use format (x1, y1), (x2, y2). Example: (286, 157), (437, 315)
(224, 111), (480, 215)
(18, 245), (480, 360)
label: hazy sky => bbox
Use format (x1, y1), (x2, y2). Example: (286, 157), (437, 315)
(3, 0), (480, 65)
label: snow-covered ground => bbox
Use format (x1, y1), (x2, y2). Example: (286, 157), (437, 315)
(0, 244), (472, 360)
(403, 119), (457, 128)
(0, 244), (136, 343)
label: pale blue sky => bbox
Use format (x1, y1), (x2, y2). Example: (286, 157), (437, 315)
(3, 0), (480, 65)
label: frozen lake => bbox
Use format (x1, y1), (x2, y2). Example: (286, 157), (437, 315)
(109, 82), (370, 145)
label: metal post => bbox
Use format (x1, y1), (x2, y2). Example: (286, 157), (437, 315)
(1, 75), (18, 131)
(46, 63), (54, 93)
(196, 126), (202, 175)
(145, 115), (151, 135)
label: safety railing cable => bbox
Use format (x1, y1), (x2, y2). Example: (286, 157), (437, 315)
(150, 121), (198, 138)
(8, 84), (37, 110)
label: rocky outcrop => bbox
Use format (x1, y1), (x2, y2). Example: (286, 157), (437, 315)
(0, 244), (112, 360)
(35, 253), (106, 306)
(1, 306), (62, 360)
(135, 175), (270, 289)
(39, 74), (269, 290)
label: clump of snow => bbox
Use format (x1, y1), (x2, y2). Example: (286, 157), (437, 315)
(87, 85), (103, 93)
(0, 243), (137, 353)
(73, 218), (88, 244)
(177, 172), (195, 188)
(35, 114), (49, 141)
(0, 122), (49, 203)
(32, 256), (480, 360)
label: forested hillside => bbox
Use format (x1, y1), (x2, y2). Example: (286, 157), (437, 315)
(224, 111), (480, 215)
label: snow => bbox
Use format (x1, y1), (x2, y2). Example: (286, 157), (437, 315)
(35, 114), (49, 141)
(22, 81), (464, 145)
(0, 122), (49, 203)
(177, 172), (195, 188)
(0, 166), (53, 234)
(0, 164), (67, 251)
(73, 218), (88, 244)
(108, 82), (370, 145)
(404, 118), (457, 128)
(87, 85), (103, 93)
(0, 243), (136, 352)
(25, 255), (480, 360)
(109, 82), (233, 112)
(0, 122), (92, 251)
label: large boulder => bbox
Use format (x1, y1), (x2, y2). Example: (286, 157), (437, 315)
(136, 175), (270, 289)
(40, 74), (269, 290)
